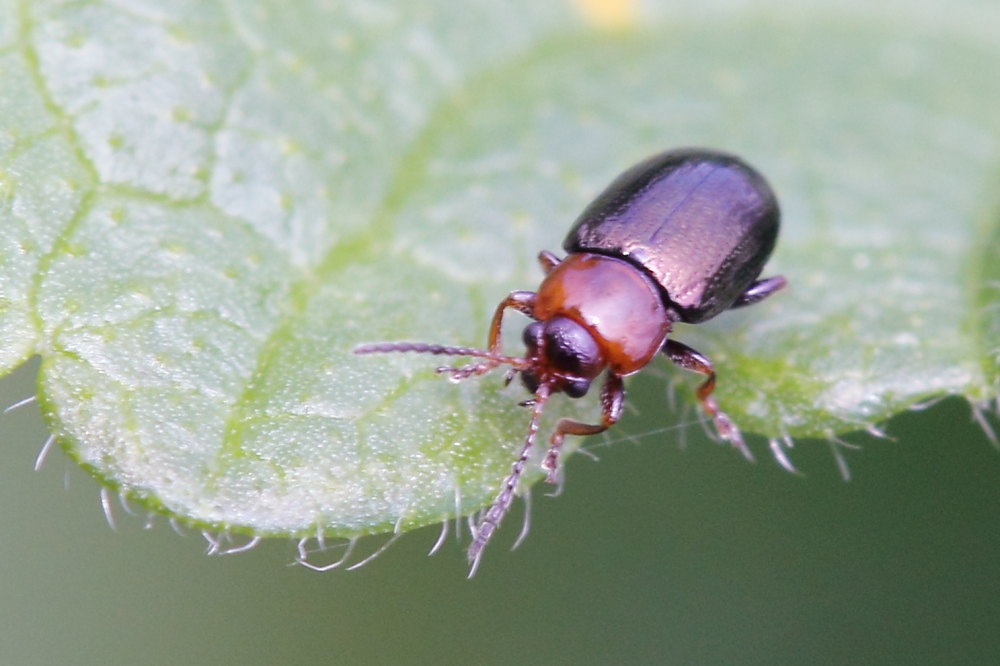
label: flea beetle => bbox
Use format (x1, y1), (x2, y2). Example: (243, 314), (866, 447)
(356, 148), (786, 572)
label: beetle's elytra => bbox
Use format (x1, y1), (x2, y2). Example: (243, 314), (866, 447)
(355, 147), (786, 573)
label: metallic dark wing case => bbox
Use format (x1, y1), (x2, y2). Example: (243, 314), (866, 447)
(563, 148), (780, 323)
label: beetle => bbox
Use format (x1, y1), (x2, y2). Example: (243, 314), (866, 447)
(355, 147), (786, 572)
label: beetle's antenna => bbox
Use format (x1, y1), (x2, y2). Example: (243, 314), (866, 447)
(354, 342), (526, 369)
(467, 383), (551, 577)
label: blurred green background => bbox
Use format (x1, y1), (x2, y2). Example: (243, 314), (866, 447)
(2, 359), (998, 665)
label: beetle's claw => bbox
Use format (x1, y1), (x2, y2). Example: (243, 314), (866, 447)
(542, 449), (560, 483)
(711, 410), (754, 462)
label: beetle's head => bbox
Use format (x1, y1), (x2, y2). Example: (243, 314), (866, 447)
(518, 316), (605, 399)
(352, 315), (606, 401)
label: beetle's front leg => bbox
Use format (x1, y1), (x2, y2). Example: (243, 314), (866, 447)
(662, 339), (753, 460)
(542, 374), (624, 483)
(437, 291), (536, 380)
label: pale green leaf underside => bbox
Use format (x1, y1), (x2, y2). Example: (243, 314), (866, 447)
(0, 1), (998, 538)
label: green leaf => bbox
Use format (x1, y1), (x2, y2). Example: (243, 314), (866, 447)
(1, 0), (998, 543)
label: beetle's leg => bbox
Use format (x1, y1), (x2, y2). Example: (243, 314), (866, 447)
(487, 291), (536, 352)
(542, 373), (624, 483)
(731, 275), (786, 308)
(662, 339), (753, 461)
(438, 291), (536, 380)
(537, 250), (561, 274)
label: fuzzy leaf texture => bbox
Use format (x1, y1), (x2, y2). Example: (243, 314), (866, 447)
(0, 0), (997, 541)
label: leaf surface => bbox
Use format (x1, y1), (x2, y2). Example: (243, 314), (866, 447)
(0, 0), (997, 538)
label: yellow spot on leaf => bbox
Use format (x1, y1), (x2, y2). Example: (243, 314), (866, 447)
(573, 0), (637, 29)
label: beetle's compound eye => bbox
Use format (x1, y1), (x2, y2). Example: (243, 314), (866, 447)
(522, 321), (543, 356)
(542, 316), (604, 380)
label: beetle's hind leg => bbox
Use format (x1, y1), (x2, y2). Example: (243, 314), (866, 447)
(731, 275), (786, 308)
(662, 339), (753, 461)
